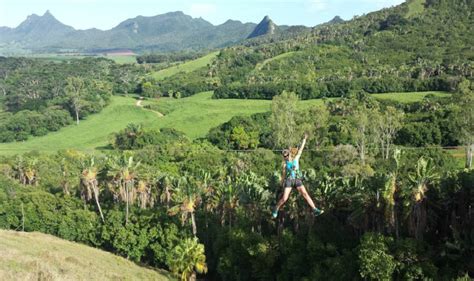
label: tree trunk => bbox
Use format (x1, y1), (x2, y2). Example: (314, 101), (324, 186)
(189, 271), (196, 281)
(62, 181), (70, 196)
(466, 143), (473, 169)
(125, 183), (129, 225)
(220, 210), (225, 227)
(191, 212), (197, 236)
(75, 109), (80, 125)
(92, 181), (105, 223)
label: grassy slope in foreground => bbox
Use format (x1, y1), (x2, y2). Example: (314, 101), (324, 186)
(150, 51), (219, 80)
(0, 91), (450, 155)
(0, 230), (170, 281)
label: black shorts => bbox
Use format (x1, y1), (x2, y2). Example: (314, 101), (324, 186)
(284, 178), (303, 188)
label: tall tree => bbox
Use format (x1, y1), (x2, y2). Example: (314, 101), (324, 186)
(80, 157), (105, 223)
(168, 176), (202, 236)
(65, 77), (86, 125)
(374, 106), (404, 159)
(349, 105), (378, 164)
(107, 154), (140, 225)
(404, 157), (440, 240)
(270, 91), (300, 148)
(237, 172), (271, 233)
(453, 79), (474, 168)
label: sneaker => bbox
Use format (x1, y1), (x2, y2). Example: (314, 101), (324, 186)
(313, 208), (324, 216)
(271, 208), (278, 219)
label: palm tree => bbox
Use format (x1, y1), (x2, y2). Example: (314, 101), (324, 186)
(169, 176), (201, 236)
(380, 149), (401, 236)
(404, 157), (440, 240)
(136, 166), (158, 209)
(24, 157), (39, 186)
(107, 154), (140, 225)
(158, 174), (174, 209)
(237, 172), (271, 233)
(137, 180), (151, 209)
(167, 237), (208, 281)
(212, 176), (240, 228)
(13, 155), (26, 185)
(80, 157), (105, 223)
(13, 156), (39, 186)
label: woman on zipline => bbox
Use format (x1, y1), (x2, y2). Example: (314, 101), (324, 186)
(272, 133), (324, 218)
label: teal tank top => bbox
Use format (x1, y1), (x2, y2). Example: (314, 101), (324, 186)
(285, 159), (302, 179)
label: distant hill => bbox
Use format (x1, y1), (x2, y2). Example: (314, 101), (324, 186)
(243, 15), (345, 44)
(247, 16), (277, 39)
(212, 0), (474, 100)
(0, 230), (171, 280)
(325, 16), (345, 25)
(0, 10), (75, 46)
(0, 11), (260, 53)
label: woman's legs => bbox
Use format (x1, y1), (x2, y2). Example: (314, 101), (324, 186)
(275, 187), (292, 211)
(296, 185), (317, 209)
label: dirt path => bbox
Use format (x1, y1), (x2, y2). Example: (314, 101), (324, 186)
(135, 97), (164, 117)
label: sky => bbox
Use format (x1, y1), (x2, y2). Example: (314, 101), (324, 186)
(0, 0), (405, 30)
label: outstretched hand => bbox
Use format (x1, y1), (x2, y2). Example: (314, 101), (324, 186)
(303, 132), (308, 140)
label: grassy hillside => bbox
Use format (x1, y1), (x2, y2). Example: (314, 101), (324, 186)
(0, 230), (171, 280)
(0, 95), (157, 154)
(0, 91), (449, 155)
(105, 55), (137, 64)
(213, 0), (472, 100)
(0, 92), (269, 154)
(144, 91), (271, 137)
(150, 51), (218, 80)
(24, 53), (137, 64)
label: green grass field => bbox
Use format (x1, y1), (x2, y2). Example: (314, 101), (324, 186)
(105, 55), (137, 64)
(446, 147), (466, 169)
(0, 96), (157, 154)
(0, 230), (171, 280)
(372, 91), (449, 103)
(0, 92), (270, 154)
(0, 91), (450, 155)
(150, 52), (219, 80)
(143, 92), (271, 138)
(24, 54), (137, 64)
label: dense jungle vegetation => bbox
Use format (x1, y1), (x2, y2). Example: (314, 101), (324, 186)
(0, 0), (473, 280)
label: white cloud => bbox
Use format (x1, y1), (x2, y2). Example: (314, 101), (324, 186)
(187, 3), (217, 17)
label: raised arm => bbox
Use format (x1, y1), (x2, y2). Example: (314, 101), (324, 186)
(295, 133), (308, 160)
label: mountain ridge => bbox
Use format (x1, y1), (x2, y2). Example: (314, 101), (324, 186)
(0, 11), (259, 53)
(0, 11), (337, 54)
